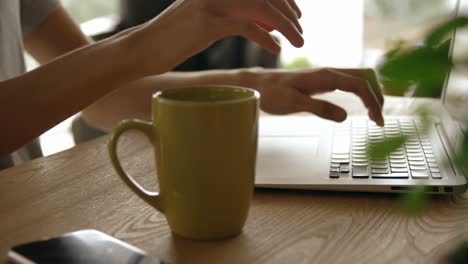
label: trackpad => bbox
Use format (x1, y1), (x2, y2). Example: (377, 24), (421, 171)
(256, 137), (323, 180)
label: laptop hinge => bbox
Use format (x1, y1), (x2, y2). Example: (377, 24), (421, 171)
(435, 122), (463, 177)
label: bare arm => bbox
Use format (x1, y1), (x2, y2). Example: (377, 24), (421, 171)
(23, 7), (247, 131)
(82, 70), (256, 130)
(0, 0), (305, 157)
(23, 3), (383, 134)
(1, 30), (139, 157)
(18, 0), (385, 157)
(84, 67), (385, 132)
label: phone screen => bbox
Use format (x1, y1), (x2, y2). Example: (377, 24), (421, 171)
(8, 229), (163, 264)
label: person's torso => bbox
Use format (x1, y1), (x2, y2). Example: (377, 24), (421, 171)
(0, 0), (40, 170)
(0, 0), (26, 80)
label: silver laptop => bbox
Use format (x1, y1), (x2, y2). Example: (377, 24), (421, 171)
(255, 5), (467, 194)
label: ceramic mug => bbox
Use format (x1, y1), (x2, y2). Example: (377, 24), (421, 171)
(108, 85), (259, 240)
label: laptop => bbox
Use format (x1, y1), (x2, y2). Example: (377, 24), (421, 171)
(255, 3), (467, 194)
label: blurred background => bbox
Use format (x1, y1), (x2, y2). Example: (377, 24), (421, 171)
(30, 0), (465, 156)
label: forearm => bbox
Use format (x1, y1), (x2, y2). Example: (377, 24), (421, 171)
(82, 68), (262, 131)
(9, 0), (306, 151)
(0, 35), (139, 157)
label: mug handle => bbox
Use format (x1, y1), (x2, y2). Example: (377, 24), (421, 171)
(108, 119), (164, 213)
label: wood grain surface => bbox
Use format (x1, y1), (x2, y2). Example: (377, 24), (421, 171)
(1, 97), (467, 264)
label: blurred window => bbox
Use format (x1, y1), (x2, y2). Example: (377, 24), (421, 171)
(363, 0), (458, 67)
(278, 0), (364, 69)
(61, 0), (118, 24)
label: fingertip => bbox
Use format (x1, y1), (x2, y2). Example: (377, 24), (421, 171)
(374, 111), (385, 127)
(370, 111), (385, 127)
(335, 110), (347, 122)
(293, 36), (304, 48)
(378, 116), (385, 127)
(330, 106), (347, 122)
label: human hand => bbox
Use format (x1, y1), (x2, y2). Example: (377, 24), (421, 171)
(124, 0), (304, 76)
(252, 68), (385, 126)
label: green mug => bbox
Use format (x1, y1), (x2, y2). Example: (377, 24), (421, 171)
(108, 85), (259, 240)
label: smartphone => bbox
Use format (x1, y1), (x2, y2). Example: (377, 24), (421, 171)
(8, 229), (163, 264)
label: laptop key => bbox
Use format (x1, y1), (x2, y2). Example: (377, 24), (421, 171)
(332, 158), (350, 164)
(353, 146), (366, 151)
(391, 167), (408, 173)
(331, 162), (340, 168)
(372, 168), (389, 174)
(353, 150), (367, 155)
(430, 167), (440, 173)
(372, 173), (409, 179)
(370, 158), (387, 162)
(330, 171), (340, 178)
(353, 162), (369, 167)
(353, 156), (368, 162)
(408, 160), (425, 166)
(353, 137), (367, 142)
(408, 156), (424, 161)
(353, 136), (367, 141)
(332, 153), (350, 159)
(410, 165), (427, 170)
(423, 146), (433, 150)
(411, 170), (429, 179)
(390, 154), (405, 159)
(406, 149), (423, 153)
(371, 163), (388, 167)
(390, 158), (406, 163)
(352, 157), (367, 162)
(391, 163), (408, 168)
(428, 162), (438, 168)
(340, 166), (350, 173)
(353, 142), (366, 147)
(431, 173), (442, 179)
(352, 166), (369, 178)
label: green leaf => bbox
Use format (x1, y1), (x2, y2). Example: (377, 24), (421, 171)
(446, 240), (468, 264)
(369, 136), (406, 160)
(412, 40), (451, 97)
(401, 185), (431, 215)
(425, 17), (468, 47)
(378, 45), (452, 96)
(378, 18), (458, 97)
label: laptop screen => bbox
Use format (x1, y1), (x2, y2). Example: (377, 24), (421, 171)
(441, 0), (468, 154)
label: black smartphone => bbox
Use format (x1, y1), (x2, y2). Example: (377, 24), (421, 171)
(8, 229), (163, 264)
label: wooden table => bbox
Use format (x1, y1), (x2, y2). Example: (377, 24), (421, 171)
(1, 96), (468, 263)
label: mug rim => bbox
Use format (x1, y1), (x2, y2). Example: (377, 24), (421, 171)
(152, 85), (260, 105)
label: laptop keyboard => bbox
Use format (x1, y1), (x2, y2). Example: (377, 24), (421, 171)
(330, 118), (441, 179)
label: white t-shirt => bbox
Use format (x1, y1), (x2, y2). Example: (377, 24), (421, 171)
(0, 0), (59, 170)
